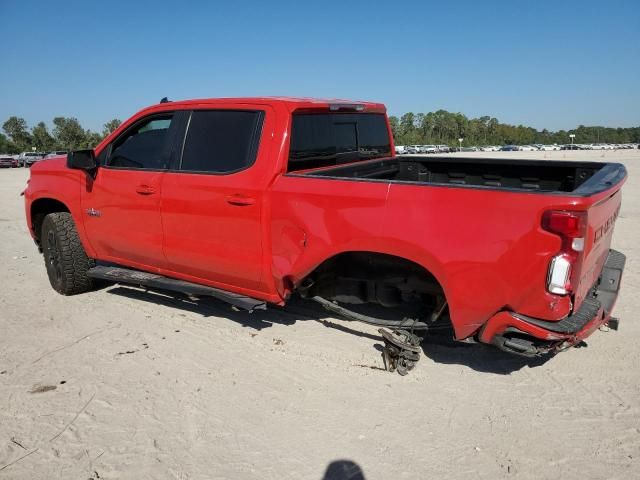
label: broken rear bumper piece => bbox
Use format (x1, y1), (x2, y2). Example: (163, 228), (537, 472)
(478, 249), (626, 357)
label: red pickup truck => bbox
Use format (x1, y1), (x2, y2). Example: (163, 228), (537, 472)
(24, 97), (626, 364)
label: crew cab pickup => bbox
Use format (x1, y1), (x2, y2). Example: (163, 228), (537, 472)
(24, 97), (627, 359)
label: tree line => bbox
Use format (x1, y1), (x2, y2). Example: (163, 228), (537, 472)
(2, 111), (639, 154)
(389, 110), (640, 146)
(0, 116), (122, 154)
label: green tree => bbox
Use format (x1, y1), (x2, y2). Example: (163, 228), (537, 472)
(388, 116), (400, 143)
(52, 117), (87, 150)
(398, 113), (417, 144)
(0, 132), (18, 154)
(102, 119), (122, 137)
(82, 131), (104, 149)
(2, 116), (32, 151)
(32, 122), (56, 151)
(387, 108), (640, 147)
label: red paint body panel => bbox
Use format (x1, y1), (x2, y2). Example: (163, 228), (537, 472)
(160, 104), (279, 292)
(25, 160), (97, 259)
(81, 168), (167, 269)
(24, 97), (626, 349)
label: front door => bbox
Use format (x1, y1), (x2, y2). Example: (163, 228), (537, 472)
(81, 113), (180, 269)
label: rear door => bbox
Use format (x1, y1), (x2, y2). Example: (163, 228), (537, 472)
(161, 107), (270, 292)
(81, 112), (182, 269)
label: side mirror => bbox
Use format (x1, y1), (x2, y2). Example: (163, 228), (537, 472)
(67, 149), (97, 171)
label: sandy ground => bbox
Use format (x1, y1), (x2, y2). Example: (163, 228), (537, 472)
(1, 150), (639, 479)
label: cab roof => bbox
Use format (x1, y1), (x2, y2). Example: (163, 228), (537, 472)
(143, 97), (387, 114)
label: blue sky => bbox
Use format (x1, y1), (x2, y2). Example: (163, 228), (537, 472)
(1, 0), (638, 132)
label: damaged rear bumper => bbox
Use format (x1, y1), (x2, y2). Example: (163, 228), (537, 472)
(479, 249), (626, 356)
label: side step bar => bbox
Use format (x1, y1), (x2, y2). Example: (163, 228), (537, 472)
(87, 265), (266, 312)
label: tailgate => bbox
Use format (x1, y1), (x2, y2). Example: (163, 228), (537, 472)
(574, 188), (622, 310)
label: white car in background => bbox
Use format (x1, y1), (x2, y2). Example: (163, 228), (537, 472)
(395, 145), (406, 154)
(421, 145), (438, 153)
(518, 145), (538, 151)
(538, 145), (561, 151)
(44, 151), (68, 159)
(590, 144), (609, 150)
(480, 146), (500, 152)
(436, 145), (450, 153)
(18, 152), (45, 167)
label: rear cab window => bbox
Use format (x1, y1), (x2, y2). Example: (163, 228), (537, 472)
(287, 113), (392, 172)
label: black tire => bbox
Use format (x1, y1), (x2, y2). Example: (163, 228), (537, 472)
(41, 212), (95, 295)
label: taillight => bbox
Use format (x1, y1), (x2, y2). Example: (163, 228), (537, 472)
(542, 210), (587, 295)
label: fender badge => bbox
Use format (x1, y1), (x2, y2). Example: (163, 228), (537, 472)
(86, 208), (101, 217)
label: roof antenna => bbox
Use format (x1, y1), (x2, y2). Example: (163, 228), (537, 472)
(160, 97), (170, 103)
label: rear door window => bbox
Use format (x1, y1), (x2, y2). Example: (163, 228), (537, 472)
(180, 110), (264, 173)
(288, 113), (391, 172)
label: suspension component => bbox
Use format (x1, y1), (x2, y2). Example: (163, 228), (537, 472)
(379, 328), (423, 376)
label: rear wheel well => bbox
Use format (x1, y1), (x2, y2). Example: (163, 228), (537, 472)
(298, 252), (451, 327)
(31, 198), (70, 246)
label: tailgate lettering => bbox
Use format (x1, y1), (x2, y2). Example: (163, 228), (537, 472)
(594, 205), (620, 243)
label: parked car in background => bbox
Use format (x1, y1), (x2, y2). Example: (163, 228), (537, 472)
(18, 152), (45, 167)
(561, 144), (580, 150)
(28, 153), (47, 166)
(421, 145), (438, 154)
(395, 145), (406, 154)
(480, 146), (500, 152)
(44, 151), (68, 159)
(436, 145), (450, 153)
(404, 145), (419, 154)
(539, 145), (561, 151)
(0, 156), (18, 168)
(460, 146), (479, 152)
(500, 145), (519, 151)
(518, 145), (537, 152)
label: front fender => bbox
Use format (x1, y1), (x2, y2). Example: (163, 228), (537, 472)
(25, 160), (96, 258)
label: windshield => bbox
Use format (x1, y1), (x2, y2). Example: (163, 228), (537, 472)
(287, 113), (391, 172)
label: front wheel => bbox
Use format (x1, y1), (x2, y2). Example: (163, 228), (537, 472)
(41, 212), (95, 295)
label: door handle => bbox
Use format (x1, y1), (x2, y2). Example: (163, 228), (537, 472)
(136, 184), (156, 195)
(225, 194), (256, 206)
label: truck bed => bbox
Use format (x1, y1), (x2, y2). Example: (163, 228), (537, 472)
(298, 156), (626, 195)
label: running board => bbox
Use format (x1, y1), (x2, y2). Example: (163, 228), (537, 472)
(87, 265), (266, 312)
